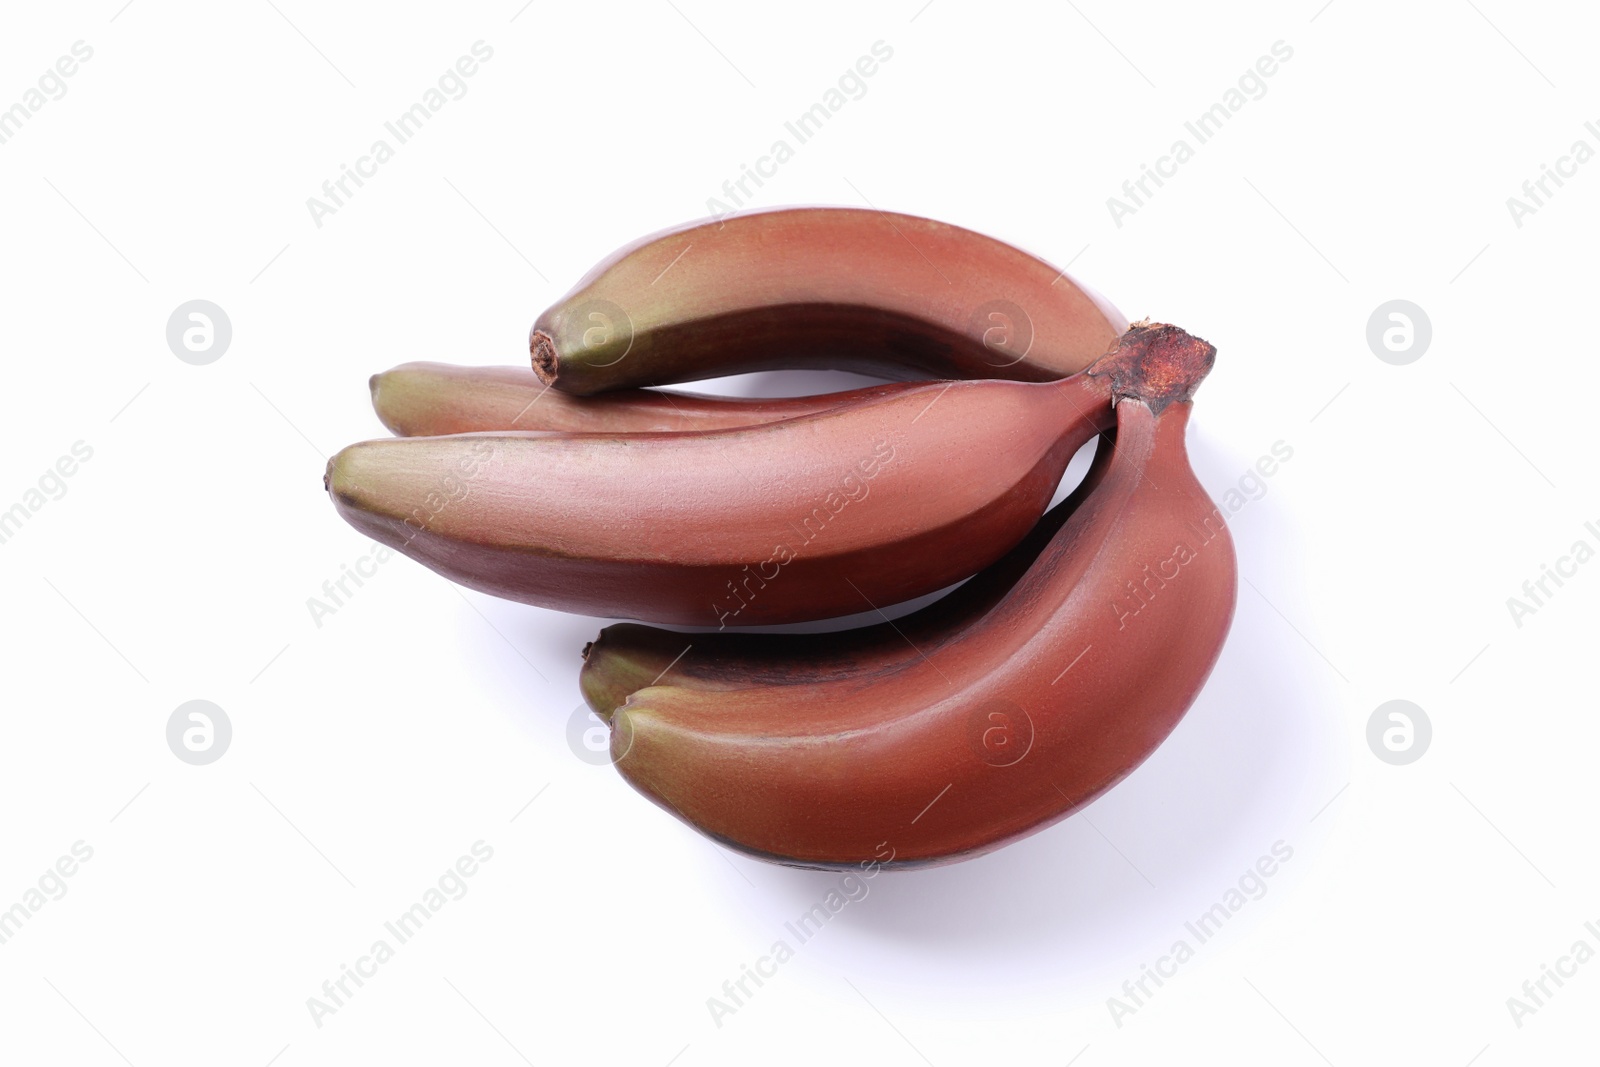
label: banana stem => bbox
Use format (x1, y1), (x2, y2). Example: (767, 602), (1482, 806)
(1085, 320), (1216, 414)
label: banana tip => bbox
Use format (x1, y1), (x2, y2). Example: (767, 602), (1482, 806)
(323, 448), (356, 501)
(608, 699), (638, 758)
(530, 329), (557, 385)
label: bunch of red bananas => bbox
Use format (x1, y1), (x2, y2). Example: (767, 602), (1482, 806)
(326, 207), (1237, 870)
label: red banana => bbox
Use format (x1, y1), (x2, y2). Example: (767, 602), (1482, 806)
(370, 362), (918, 437)
(530, 207), (1127, 395)
(600, 324), (1234, 867)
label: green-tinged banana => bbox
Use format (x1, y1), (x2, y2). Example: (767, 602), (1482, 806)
(370, 361), (913, 437)
(531, 206), (1127, 394)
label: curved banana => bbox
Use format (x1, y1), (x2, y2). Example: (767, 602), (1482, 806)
(371, 362), (914, 437)
(577, 431), (1118, 715)
(325, 331), (1165, 625)
(602, 324), (1234, 868)
(530, 207), (1127, 395)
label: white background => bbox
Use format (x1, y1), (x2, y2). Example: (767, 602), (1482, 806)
(1, 1), (1595, 1064)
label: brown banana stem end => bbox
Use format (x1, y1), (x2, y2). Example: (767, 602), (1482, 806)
(1088, 320), (1215, 414)
(530, 330), (558, 385)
